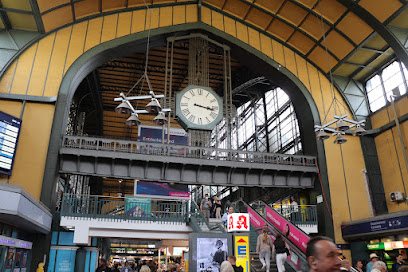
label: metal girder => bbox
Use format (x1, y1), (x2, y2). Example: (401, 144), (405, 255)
(86, 71), (104, 135)
(29, 0), (45, 33)
(336, 0), (408, 76)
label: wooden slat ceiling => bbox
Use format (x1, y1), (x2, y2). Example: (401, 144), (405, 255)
(98, 42), (242, 139)
(0, 0), (406, 83)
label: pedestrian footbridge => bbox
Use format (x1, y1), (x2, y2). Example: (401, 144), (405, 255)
(59, 135), (318, 187)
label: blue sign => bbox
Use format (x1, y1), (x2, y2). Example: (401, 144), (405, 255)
(0, 111), (22, 175)
(48, 249), (76, 272)
(237, 246), (246, 256)
(138, 125), (188, 145)
(342, 214), (408, 238)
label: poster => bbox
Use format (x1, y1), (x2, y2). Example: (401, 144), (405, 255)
(197, 238), (228, 272)
(13, 249), (21, 272)
(138, 125), (188, 145)
(125, 197), (152, 217)
(5, 247), (15, 270)
(20, 251), (27, 272)
(55, 249), (76, 272)
(134, 180), (190, 199)
(264, 206), (309, 252)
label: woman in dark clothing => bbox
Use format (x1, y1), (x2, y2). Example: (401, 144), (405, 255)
(272, 234), (288, 272)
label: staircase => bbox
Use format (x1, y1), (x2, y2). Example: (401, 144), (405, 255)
(249, 226), (278, 272)
(189, 201), (225, 233)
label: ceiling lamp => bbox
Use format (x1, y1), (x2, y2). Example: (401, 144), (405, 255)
(153, 112), (167, 126)
(316, 129), (330, 140)
(314, 3), (366, 144)
(115, 101), (132, 114)
(125, 114), (141, 127)
(145, 98), (162, 114)
(333, 134), (347, 145)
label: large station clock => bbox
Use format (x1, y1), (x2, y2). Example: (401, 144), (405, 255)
(176, 85), (223, 131)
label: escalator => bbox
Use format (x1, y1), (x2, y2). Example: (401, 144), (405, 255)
(189, 200), (225, 233)
(232, 200), (310, 272)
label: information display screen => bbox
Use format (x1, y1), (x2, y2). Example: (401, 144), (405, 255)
(0, 111), (22, 175)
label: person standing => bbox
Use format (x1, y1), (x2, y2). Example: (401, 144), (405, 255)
(200, 194), (212, 220)
(289, 196), (299, 222)
(272, 234), (288, 272)
(227, 256), (243, 272)
(96, 258), (112, 272)
(214, 196), (222, 219)
(222, 206), (234, 228)
(393, 254), (406, 272)
(371, 261), (387, 272)
(367, 254), (379, 272)
(306, 236), (341, 272)
(122, 262), (134, 272)
(256, 227), (273, 272)
(355, 260), (364, 272)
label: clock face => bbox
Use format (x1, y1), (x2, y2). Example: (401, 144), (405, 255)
(176, 86), (223, 130)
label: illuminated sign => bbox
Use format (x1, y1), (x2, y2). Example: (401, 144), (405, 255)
(367, 241), (408, 251)
(234, 236), (249, 272)
(228, 213), (250, 232)
(0, 235), (32, 249)
(0, 111), (22, 175)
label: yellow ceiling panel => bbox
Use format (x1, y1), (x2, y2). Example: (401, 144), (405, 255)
(389, 8), (408, 29)
(336, 12), (373, 45)
(312, 0), (347, 24)
(267, 19), (295, 41)
(362, 33), (387, 50)
(246, 7), (273, 30)
(254, 0), (285, 14)
(299, 14), (330, 40)
(359, 0), (402, 23)
(368, 54), (392, 69)
(42, 5), (73, 32)
(295, 0), (318, 9)
(353, 68), (373, 81)
(332, 64), (358, 77)
(37, 0), (69, 13)
(308, 45), (338, 73)
(74, 0), (100, 19)
(287, 31), (315, 54)
(6, 12), (37, 31)
(324, 30), (354, 59)
(128, 0), (145, 7)
(223, 0), (250, 19)
(347, 49), (376, 64)
(2, 0), (31, 11)
(278, 1), (308, 26)
(102, 0), (126, 11)
(204, 0), (226, 9)
(154, 0), (177, 3)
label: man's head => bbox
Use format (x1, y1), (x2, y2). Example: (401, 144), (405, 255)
(228, 207), (234, 214)
(99, 258), (107, 268)
(227, 256), (236, 265)
(306, 236), (341, 272)
(205, 194), (209, 199)
(370, 253), (379, 263)
(372, 261), (386, 272)
(216, 239), (223, 249)
(397, 254), (404, 263)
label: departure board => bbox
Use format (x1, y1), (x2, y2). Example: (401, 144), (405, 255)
(0, 111), (22, 175)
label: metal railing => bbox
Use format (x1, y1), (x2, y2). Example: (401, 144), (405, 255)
(61, 135), (317, 167)
(60, 194), (189, 223)
(251, 201), (317, 226)
(189, 201), (225, 233)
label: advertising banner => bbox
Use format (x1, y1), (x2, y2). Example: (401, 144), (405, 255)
(197, 238), (228, 272)
(342, 215), (408, 238)
(125, 197), (152, 217)
(228, 214), (250, 232)
(138, 125), (188, 145)
(134, 180), (190, 199)
(234, 236), (249, 272)
(47, 248), (77, 272)
(265, 206), (309, 252)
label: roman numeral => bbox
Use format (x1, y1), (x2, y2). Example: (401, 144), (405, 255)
(188, 115), (195, 122)
(189, 90), (195, 96)
(212, 106), (219, 111)
(182, 109), (190, 116)
(206, 92), (210, 97)
(210, 99), (216, 103)
(210, 112), (217, 119)
(183, 96), (190, 101)
(198, 118), (202, 125)
(205, 117), (211, 123)
(181, 103), (188, 107)
(198, 89), (203, 95)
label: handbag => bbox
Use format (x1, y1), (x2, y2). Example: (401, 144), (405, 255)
(285, 247), (290, 256)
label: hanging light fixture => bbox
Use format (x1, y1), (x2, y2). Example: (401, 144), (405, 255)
(314, 1), (366, 144)
(112, 0), (170, 128)
(125, 114), (141, 127)
(153, 112), (168, 126)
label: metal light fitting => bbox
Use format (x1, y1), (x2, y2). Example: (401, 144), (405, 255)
(316, 129), (330, 140)
(125, 114), (141, 127)
(115, 101), (132, 114)
(145, 98), (162, 114)
(153, 112), (167, 126)
(333, 134), (347, 144)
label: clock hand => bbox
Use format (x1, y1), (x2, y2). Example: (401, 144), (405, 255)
(194, 103), (214, 111)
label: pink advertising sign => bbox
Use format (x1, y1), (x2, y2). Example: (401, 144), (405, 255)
(265, 206), (309, 252)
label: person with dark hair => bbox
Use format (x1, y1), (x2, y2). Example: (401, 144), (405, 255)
(272, 234), (289, 272)
(200, 194), (212, 221)
(285, 224), (290, 237)
(355, 260), (364, 272)
(213, 239), (228, 268)
(122, 261), (134, 272)
(222, 206), (234, 228)
(256, 226), (273, 272)
(306, 236), (341, 272)
(96, 258), (112, 272)
(399, 266), (408, 272)
(393, 254), (406, 272)
(227, 255), (243, 272)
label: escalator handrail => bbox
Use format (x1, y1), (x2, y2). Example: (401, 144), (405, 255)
(250, 199), (312, 241)
(233, 199), (307, 260)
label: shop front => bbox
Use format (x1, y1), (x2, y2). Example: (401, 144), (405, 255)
(0, 234), (32, 271)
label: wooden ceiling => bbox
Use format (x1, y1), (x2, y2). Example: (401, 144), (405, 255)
(0, 0), (406, 83)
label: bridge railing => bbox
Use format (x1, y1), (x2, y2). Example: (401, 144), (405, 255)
(60, 194), (189, 223)
(61, 135), (317, 167)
